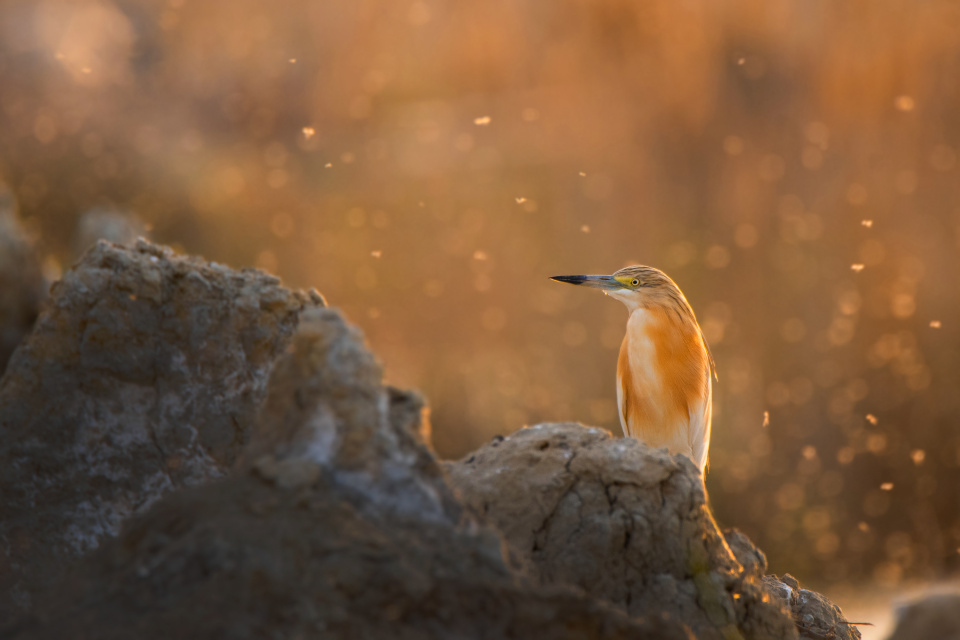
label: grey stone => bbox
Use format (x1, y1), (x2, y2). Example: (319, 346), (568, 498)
(9, 308), (695, 640)
(239, 307), (460, 524)
(0, 237), (866, 639)
(0, 239), (322, 617)
(723, 529), (768, 581)
(762, 574), (862, 640)
(446, 423), (799, 640)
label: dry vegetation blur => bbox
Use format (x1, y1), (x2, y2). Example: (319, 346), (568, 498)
(2, 0), (960, 592)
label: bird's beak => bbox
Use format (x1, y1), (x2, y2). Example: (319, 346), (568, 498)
(550, 274), (621, 290)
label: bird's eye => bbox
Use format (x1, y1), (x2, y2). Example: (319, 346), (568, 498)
(631, 279), (640, 286)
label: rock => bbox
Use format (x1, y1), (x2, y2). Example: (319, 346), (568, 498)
(762, 574), (862, 640)
(10, 309), (695, 640)
(237, 307), (459, 523)
(446, 424), (799, 640)
(724, 528), (768, 581)
(69, 208), (149, 262)
(386, 385), (433, 447)
(0, 187), (45, 375)
(0, 239), (323, 617)
(887, 592), (960, 640)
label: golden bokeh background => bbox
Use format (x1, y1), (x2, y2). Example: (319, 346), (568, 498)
(3, 0), (960, 597)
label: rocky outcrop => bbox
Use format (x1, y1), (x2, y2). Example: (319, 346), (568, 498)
(10, 309), (695, 640)
(445, 424), (796, 639)
(0, 240), (322, 617)
(238, 307), (459, 523)
(720, 534), (861, 640)
(762, 575), (861, 640)
(723, 528), (769, 582)
(446, 424), (860, 640)
(0, 188), (45, 375)
(0, 238), (868, 639)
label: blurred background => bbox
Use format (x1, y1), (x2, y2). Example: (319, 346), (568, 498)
(2, 0), (959, 612)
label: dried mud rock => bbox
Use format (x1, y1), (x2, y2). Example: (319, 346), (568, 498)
(387, 385), (433, 446)
(0, 189), (45, 375)
(11, 309), (694, 640)
(70, 208), (150, 261)
(723, 529), (768, 582)
(446, 424), (798, 640)
(0, 240), (322, 616)
(762, 575), (861, 640)
(238, 307), (458, 522)
(887, 592), (960, 640)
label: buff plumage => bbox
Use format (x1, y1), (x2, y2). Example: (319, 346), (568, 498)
(552, 265), (714, 472)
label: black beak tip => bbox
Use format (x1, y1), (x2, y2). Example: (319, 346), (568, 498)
(550, 275), (585, 285)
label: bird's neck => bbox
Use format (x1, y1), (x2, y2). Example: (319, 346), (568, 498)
(623, 305), (707, 383)
(628, 303), (691, 331)
(618, 304), (710, 443)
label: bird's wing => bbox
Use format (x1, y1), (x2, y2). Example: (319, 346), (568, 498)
(616, 367), (629, 437)
(688, 373), (712, 471)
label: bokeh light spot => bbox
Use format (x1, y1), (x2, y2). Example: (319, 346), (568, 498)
(894, 95), (915, 112)
(846, 183), (868, 205)
(723, 135), (744, 156)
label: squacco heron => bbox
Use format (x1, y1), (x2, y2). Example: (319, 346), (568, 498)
(552, 265), (716, 472)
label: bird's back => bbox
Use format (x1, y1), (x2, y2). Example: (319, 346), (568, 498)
(616, 305), (712, 470)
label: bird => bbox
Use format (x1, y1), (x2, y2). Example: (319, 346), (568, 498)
(551, 265), (715, 472)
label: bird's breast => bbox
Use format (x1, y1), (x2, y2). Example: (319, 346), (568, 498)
(617, 307), (709, 447)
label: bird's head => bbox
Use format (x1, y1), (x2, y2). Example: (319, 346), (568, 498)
(551, 264), (717, 380)
(550, 265), (684, 313)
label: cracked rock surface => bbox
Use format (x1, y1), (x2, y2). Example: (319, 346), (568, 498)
(762, 575), (862, 640)
(0, 239), (322, 618)
(446, 424), (802, 640)
(0, 188), (45, 376)
(9, 309), (695, 640)
(723, 528), (768, 582)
